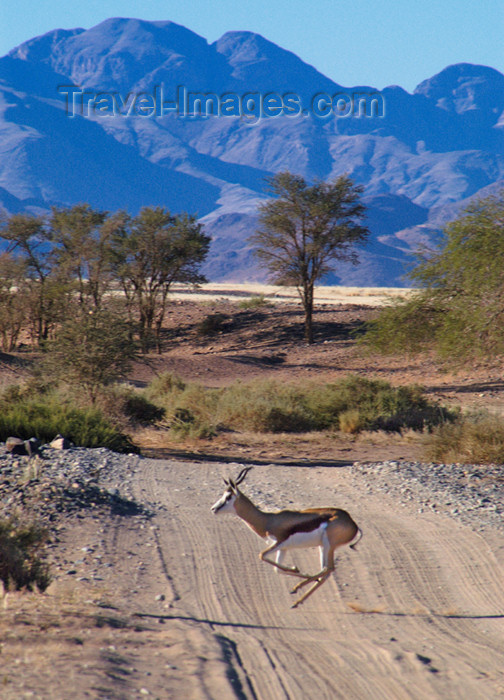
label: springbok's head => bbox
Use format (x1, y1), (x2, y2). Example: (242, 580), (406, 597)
(211, 467), (253, 514)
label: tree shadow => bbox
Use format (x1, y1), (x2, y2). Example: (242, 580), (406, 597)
(425, 380), (504, 395)
(133, 611), (314, 632)
(345, 605), (504, 620)
(158, 305), (370, 352)
(141, 446), (353, 468)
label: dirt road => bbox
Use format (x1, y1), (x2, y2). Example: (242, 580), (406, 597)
(128, 459), (504, 699)
(2, 458), (504, 699)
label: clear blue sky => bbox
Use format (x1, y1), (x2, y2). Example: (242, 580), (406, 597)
(1, 0), (503, 92)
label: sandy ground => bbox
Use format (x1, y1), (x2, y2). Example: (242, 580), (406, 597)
(1, 459), (503, 699)
(167, 283), (414, 307)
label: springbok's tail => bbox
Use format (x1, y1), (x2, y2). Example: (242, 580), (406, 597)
(349, 527), (363, 551)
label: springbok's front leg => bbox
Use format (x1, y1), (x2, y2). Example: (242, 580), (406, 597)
(259, 542), (311, 579)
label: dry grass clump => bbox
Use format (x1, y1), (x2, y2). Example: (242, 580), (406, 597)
(425, 410), (504, 464)
(145, 373), (218, 438)
(0, 517), (51, 592)
(339, 409), (364, 435)
(237, 294), (272, 310)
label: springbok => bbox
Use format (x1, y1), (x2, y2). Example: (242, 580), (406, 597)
(211, 467), (362, 608)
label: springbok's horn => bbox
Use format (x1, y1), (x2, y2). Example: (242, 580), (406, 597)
(235, 466), (253, 485)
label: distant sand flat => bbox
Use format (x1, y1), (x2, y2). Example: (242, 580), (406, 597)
(170, 283), (415, 307)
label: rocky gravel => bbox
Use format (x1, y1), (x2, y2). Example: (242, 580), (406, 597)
(1, 441), (503, 537)
(350, 459), (504, 531)
(0, 443), (147, 526)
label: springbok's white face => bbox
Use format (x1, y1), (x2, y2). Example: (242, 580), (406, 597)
(211, 484), (237, 514)
(211, 468), (252, 515)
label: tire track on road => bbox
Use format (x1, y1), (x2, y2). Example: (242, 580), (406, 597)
(137, 459), (504, 699)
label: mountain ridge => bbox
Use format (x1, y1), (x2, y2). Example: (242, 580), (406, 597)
(1, 17), (503, 285)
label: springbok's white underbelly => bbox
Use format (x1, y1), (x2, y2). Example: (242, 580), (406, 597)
(270, 523), (327, 550)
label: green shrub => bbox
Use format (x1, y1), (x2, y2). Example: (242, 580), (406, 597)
(0, 517), (51, 591)
(425, 411), (504, 464)
(170, 407), (216, 439)
(237, 294), (271, 310)
(359, 295), (442, 356)
(215, 380), (314, 433)
(145, 372), (186, 401)
(143, 374), (219, 437)
(41, 308), (139, 404)
(196, 313), (230, 336)
(144, 373), (450, 438)
(305, 375), (451, 432)
(0, 394), (136, 453)
(118, 389), (165, 424)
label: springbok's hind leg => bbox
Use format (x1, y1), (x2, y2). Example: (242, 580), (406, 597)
(259, 542), (311, 578)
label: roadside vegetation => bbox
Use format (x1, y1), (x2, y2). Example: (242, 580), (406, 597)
(141, 371), (504, 464)
(0, 385), (137, 453)
(145, 372), (453, 439)
(361, 191), (504, 364)
(0, 516), (51, 591)
(1, 191), (504, 464)
(425, 411), (504, 464)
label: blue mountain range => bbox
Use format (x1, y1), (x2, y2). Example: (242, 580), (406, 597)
(1, 17), (503, 284)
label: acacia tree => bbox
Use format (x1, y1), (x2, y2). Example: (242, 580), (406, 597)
(362, 190), (504, 363)
(111, 207), (211, 352)
(250, 172), (368, 343)
(43, 308), (138, 404)
(50, 204), (112, 309)
(0, 213), (68, 344)
(0, 204), (210, 352)
(0, 253), (28, 350)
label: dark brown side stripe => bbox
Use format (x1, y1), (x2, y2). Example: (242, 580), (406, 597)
(288, 513), (334, 536)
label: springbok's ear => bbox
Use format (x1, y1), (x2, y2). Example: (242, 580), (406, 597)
(223, 478), (230, 486)
(228, 478), (236, 490)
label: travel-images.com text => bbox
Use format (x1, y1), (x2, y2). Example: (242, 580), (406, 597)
(58, 85), (385, 123)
